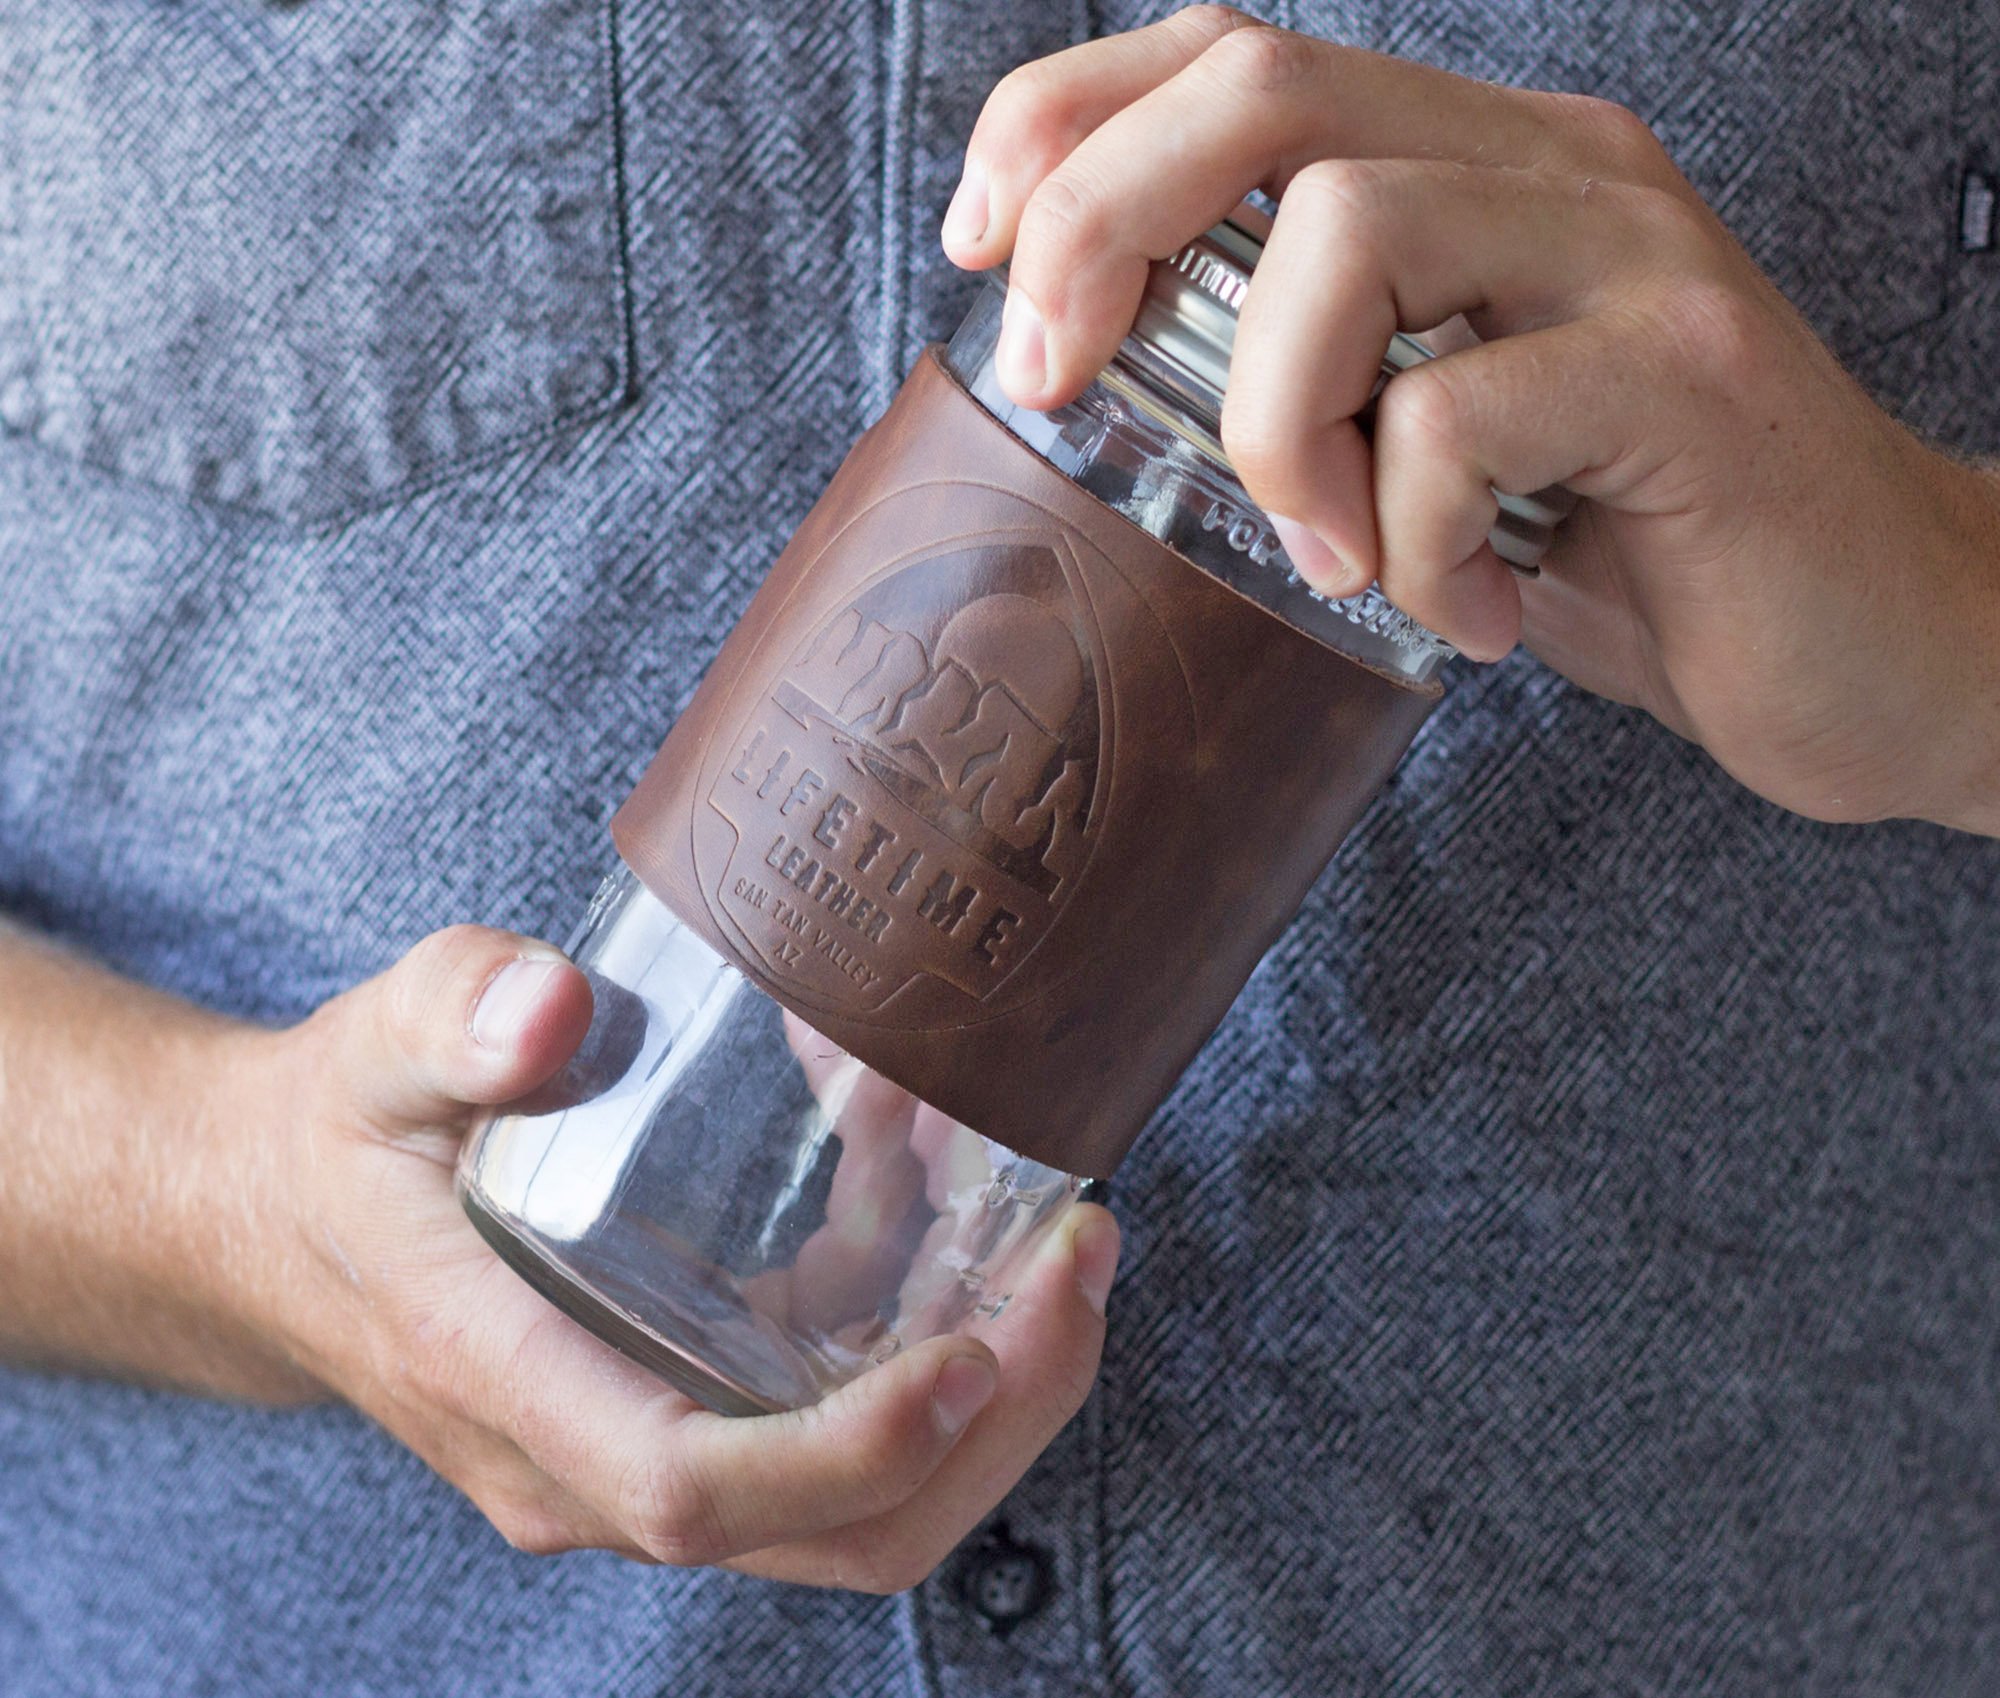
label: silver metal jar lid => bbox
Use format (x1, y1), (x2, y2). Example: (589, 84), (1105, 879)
(1131, 202), (1576, 573)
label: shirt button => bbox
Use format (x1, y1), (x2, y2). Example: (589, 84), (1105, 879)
(953, 1522), (1054, 1637)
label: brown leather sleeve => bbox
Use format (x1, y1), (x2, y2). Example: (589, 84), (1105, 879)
(613, 346), (1440, 1177)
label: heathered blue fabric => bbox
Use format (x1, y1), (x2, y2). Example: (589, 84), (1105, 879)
(2, 2), (1998, 1694)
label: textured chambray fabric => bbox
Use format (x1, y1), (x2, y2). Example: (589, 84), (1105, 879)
(2, 2), (1998, 1694)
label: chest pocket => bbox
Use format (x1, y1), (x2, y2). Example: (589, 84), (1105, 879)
(0, 0), (629, 527)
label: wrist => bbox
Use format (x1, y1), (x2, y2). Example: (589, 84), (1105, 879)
(171, 1020), (341, 1405)
(112, 1013), (331, 1404)
(1911, 452), (2000, 836)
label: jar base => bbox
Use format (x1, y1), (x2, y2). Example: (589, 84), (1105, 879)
(454, 865), (1085, 1415)
(460, 1180), (790, 1418)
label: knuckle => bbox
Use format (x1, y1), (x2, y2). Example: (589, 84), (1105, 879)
(486, 1497), (587, 1558)
(1219, 397), (1303, 498)
(1201, 21), (1321, 98)
(1547, 92), (1667, 177)
(799, 1396), (928, 1517)
(393, 1315), (487, 1428)
(1376, 362), (1473, 462)
(1018, 168), (1107, 258)
(624, 1453), (735, 1570)
(1170, 3), (1257, 46)
(1285, 155), (1395, 228)
(1015, 169), (1126, 321)
(376, 965), (431, 1054)
(1619, 181), (1713, 253)
(986, 57), (1090, 144)
(382, 924), (488, 1045)
(1650, 276), (1765, 376)
(415, 920), (493, 972)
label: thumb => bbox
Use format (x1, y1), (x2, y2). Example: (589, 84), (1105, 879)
(320, 924), (595, 1134)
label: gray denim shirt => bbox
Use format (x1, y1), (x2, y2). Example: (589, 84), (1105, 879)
(2, 3), (1997, 1694)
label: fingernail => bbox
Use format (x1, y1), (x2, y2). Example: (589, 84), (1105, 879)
(471, 957), (564, 1051)
(931, 1355), (997, 1438)
(998, 288), (1047, 402)
(1269, 513), (1362, 597)
(1071, 1213), (1120, 1319)
(941, 159), (989, 254)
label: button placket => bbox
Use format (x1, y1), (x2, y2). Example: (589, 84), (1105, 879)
(893, 6), (1122, 1690)
(911, 1387), (1112, 1698)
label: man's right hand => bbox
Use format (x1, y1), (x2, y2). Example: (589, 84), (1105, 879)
(0, 922), (1119, 1592)
(954, 7), (2000, 836)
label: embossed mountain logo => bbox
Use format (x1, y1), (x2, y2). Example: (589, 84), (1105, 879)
(706, 539), (1105, 1011)
(780, 584), (1096, 894)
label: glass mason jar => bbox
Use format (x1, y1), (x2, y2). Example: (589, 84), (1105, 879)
(457, 203), (1570, 1417)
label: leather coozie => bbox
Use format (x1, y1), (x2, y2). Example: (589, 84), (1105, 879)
(614, 347), (1441, 1177)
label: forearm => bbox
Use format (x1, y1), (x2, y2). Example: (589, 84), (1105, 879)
(0, 920), (322, 1402)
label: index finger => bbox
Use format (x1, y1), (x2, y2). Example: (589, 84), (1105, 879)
(944, 4), (1260, 266)
(721, 1203), (1119, 1593)
(951, 9), (1601, 279)
(447, 1253), (1002, 1569)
